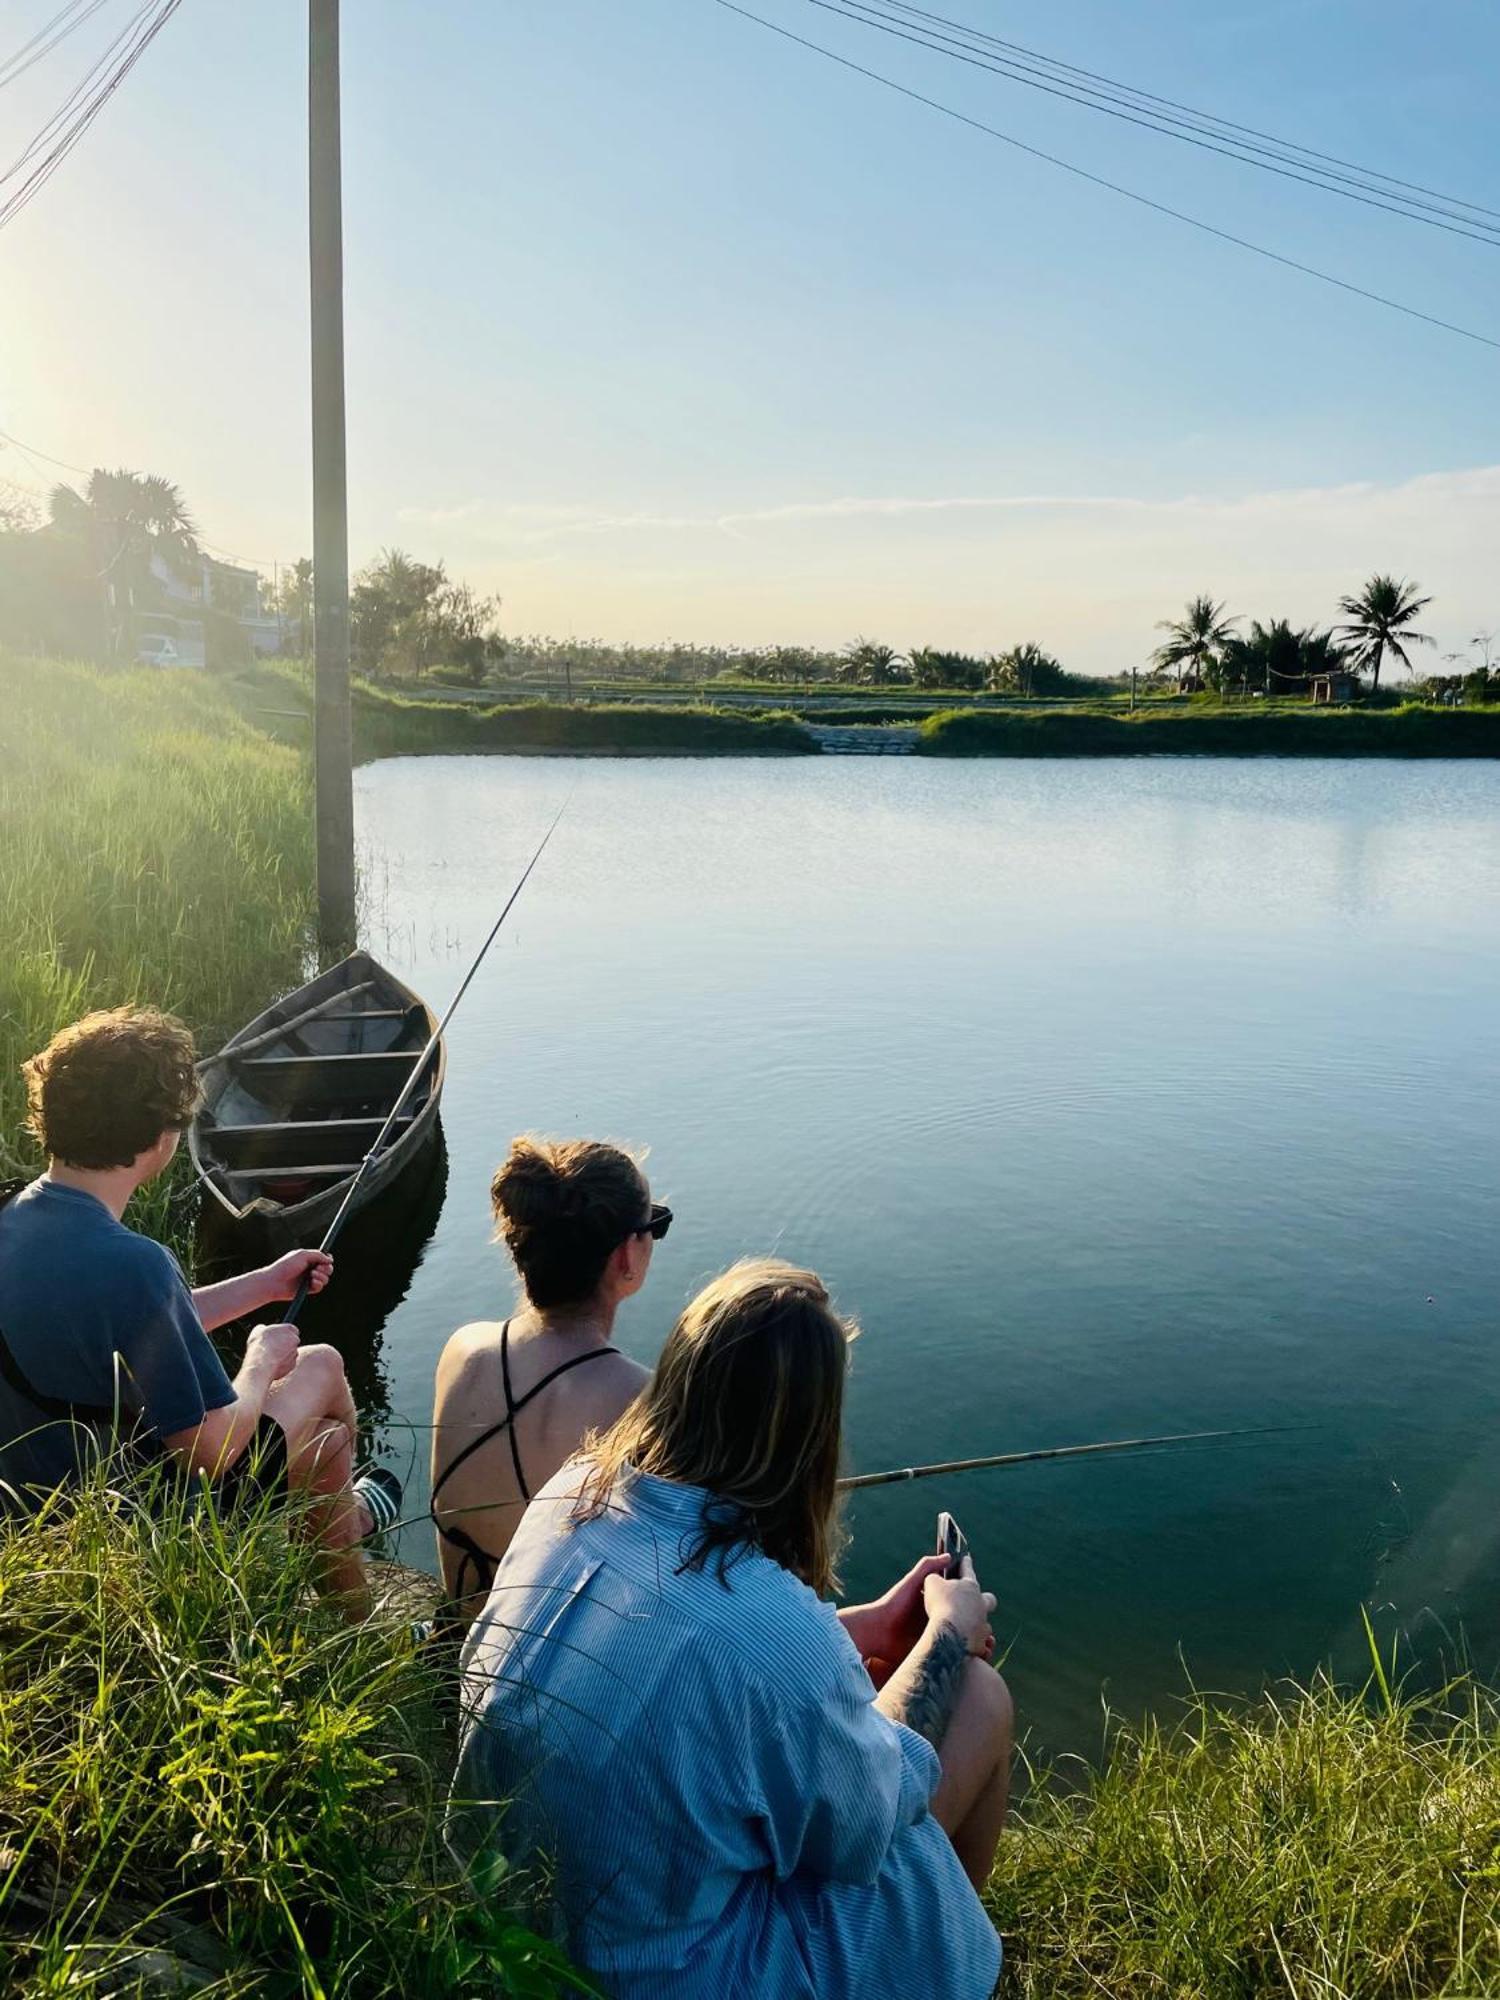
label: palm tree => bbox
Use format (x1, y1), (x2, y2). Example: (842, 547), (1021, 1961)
(1220, 619), (1347, 695)
(1151, 595), (1238, 690)
(995, 642), (1065, 696)
(48, 469), (200, 660)
(839, 638), (908, 686)
(1336, 574), (1433, 692)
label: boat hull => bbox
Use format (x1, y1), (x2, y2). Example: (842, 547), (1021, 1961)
(189, 951), (446, 1252)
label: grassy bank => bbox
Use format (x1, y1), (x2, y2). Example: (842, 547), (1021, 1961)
(239, 664), (821, 756)
(0, 1467), (579, 1998)
(0, 659), (571, 1993)
(351, 685), (819, 758)
(0, 653), (316, 1240)
(988, 1658), (1500, 1997)
(918, 703), (1500, 756)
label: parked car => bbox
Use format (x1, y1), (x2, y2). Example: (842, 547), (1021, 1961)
(135, 636), (180, 667)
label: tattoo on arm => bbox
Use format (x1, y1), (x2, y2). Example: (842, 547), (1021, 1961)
(887, 1622), (968, 1749)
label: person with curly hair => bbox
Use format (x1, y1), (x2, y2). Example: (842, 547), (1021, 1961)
(0, 1007), (399, 1615)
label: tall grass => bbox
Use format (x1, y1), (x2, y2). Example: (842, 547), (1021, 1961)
(989, 1662), (1500, 1997)
(0, 654), (316, 1228)
(0, 1462), (581, 1997)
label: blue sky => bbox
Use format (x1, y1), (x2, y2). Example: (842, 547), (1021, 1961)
(3, 0), (1497, 670)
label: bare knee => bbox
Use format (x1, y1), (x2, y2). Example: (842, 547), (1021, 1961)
(293, 1343), (350, 1406)
(969, 1658), (1014, 1760)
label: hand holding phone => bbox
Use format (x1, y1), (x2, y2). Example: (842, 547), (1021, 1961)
(936, 1509), (977, 1581)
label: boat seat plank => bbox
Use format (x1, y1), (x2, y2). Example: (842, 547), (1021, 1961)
(236, 1050), (431, 1105)
(205, 1114), (414, 1170)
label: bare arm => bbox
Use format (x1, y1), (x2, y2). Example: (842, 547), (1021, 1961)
(874, 1573), (997, 1749)
(191, 1250), (331, 1332)
(875, 1620), (971, 1749)
(162, 1324), (296, 1476)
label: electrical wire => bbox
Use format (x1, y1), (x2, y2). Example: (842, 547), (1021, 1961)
(0, 0), (182, 235)
(0, 426), (89, 475)
(872, 0), (1500, 225)
(806, 0), (1500, 245)
(0, 427), (297, 573)
(0, 0), (117, 92)
(714, 0), (1500, 354)
(2, 1), (161, 191)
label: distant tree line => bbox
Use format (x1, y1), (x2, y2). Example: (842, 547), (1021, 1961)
(1148, 578), (1463, 698)
(3, 462), (1492, 705)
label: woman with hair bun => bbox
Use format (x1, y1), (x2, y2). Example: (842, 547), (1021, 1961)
(430, 1136), (666, 1623)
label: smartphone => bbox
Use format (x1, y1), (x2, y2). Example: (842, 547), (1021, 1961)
(936, 1510), (975, 1580)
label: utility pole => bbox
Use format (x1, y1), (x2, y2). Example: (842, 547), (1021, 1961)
(309, 0), (356, 958)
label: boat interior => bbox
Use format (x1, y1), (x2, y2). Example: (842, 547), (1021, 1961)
(197, 980), (438, 1214)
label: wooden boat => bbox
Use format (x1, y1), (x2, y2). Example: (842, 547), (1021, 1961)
(191, 950), (445, 1251)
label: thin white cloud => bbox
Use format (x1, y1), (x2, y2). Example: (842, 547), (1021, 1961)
(395, 464), (1500, 549)
(382, 464), (1499, 670)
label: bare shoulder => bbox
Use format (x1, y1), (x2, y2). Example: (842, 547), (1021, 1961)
(434, 1320), (504, 1399)
(551, 1347), (649, 1427)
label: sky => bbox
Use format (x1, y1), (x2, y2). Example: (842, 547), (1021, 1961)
(2, 0), (1497, 674)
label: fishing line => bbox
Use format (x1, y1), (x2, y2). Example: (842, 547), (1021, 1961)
(284, 795), (573, 1322)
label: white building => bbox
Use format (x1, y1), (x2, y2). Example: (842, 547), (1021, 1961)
(136, 552), (282, 666)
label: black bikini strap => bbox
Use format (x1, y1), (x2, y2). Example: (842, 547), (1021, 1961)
(499, 1318), (530, 1500)
(429, 1321), (621, 1518)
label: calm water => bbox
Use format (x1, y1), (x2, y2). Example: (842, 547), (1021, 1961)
(343, 754), (1500, 1757)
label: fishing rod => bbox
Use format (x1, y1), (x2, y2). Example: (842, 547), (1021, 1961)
(838, 1422), (1304, 1491)
(284, 796), (571, 1323)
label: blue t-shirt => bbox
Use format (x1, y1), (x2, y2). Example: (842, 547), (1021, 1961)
(0, 1179), (235, 1508)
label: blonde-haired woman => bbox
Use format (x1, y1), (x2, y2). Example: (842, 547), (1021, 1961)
(430, 1136), (664, 1626)
(450, 1259), (1010, 2000)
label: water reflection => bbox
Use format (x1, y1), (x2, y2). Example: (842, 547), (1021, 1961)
(197, 1124), (449, 1440)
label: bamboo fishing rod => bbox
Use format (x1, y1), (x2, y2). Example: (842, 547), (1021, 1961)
(838, 1423), (1302, 1491)
(284, 796), (571, 1324)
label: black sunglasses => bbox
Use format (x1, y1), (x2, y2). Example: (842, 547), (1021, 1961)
(632, 1203), (672, 1243)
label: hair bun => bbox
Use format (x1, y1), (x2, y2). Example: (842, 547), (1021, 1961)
(489, 1135), (648, 1310)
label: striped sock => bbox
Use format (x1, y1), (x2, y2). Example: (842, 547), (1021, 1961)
(354, 1465), (403, 1541)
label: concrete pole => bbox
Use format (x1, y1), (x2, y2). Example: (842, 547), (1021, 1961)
(309, 0), (356, 958)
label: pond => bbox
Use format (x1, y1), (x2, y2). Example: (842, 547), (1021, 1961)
(343, 753), (1500, 1757)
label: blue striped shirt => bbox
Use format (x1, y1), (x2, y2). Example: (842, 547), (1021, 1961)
(449, 1461), (1001, 1999)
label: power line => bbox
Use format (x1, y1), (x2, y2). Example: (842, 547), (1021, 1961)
(714, 0), (1500, 354)
(0, 427), (295, 572)
(0, 0), (182, 235)
(0, 424), (89, 475)
(806, 0), (1500, 246)
(0, 0), (117, 92)
(873, 0), (1500, 225)
(2, 1), (153, 181)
